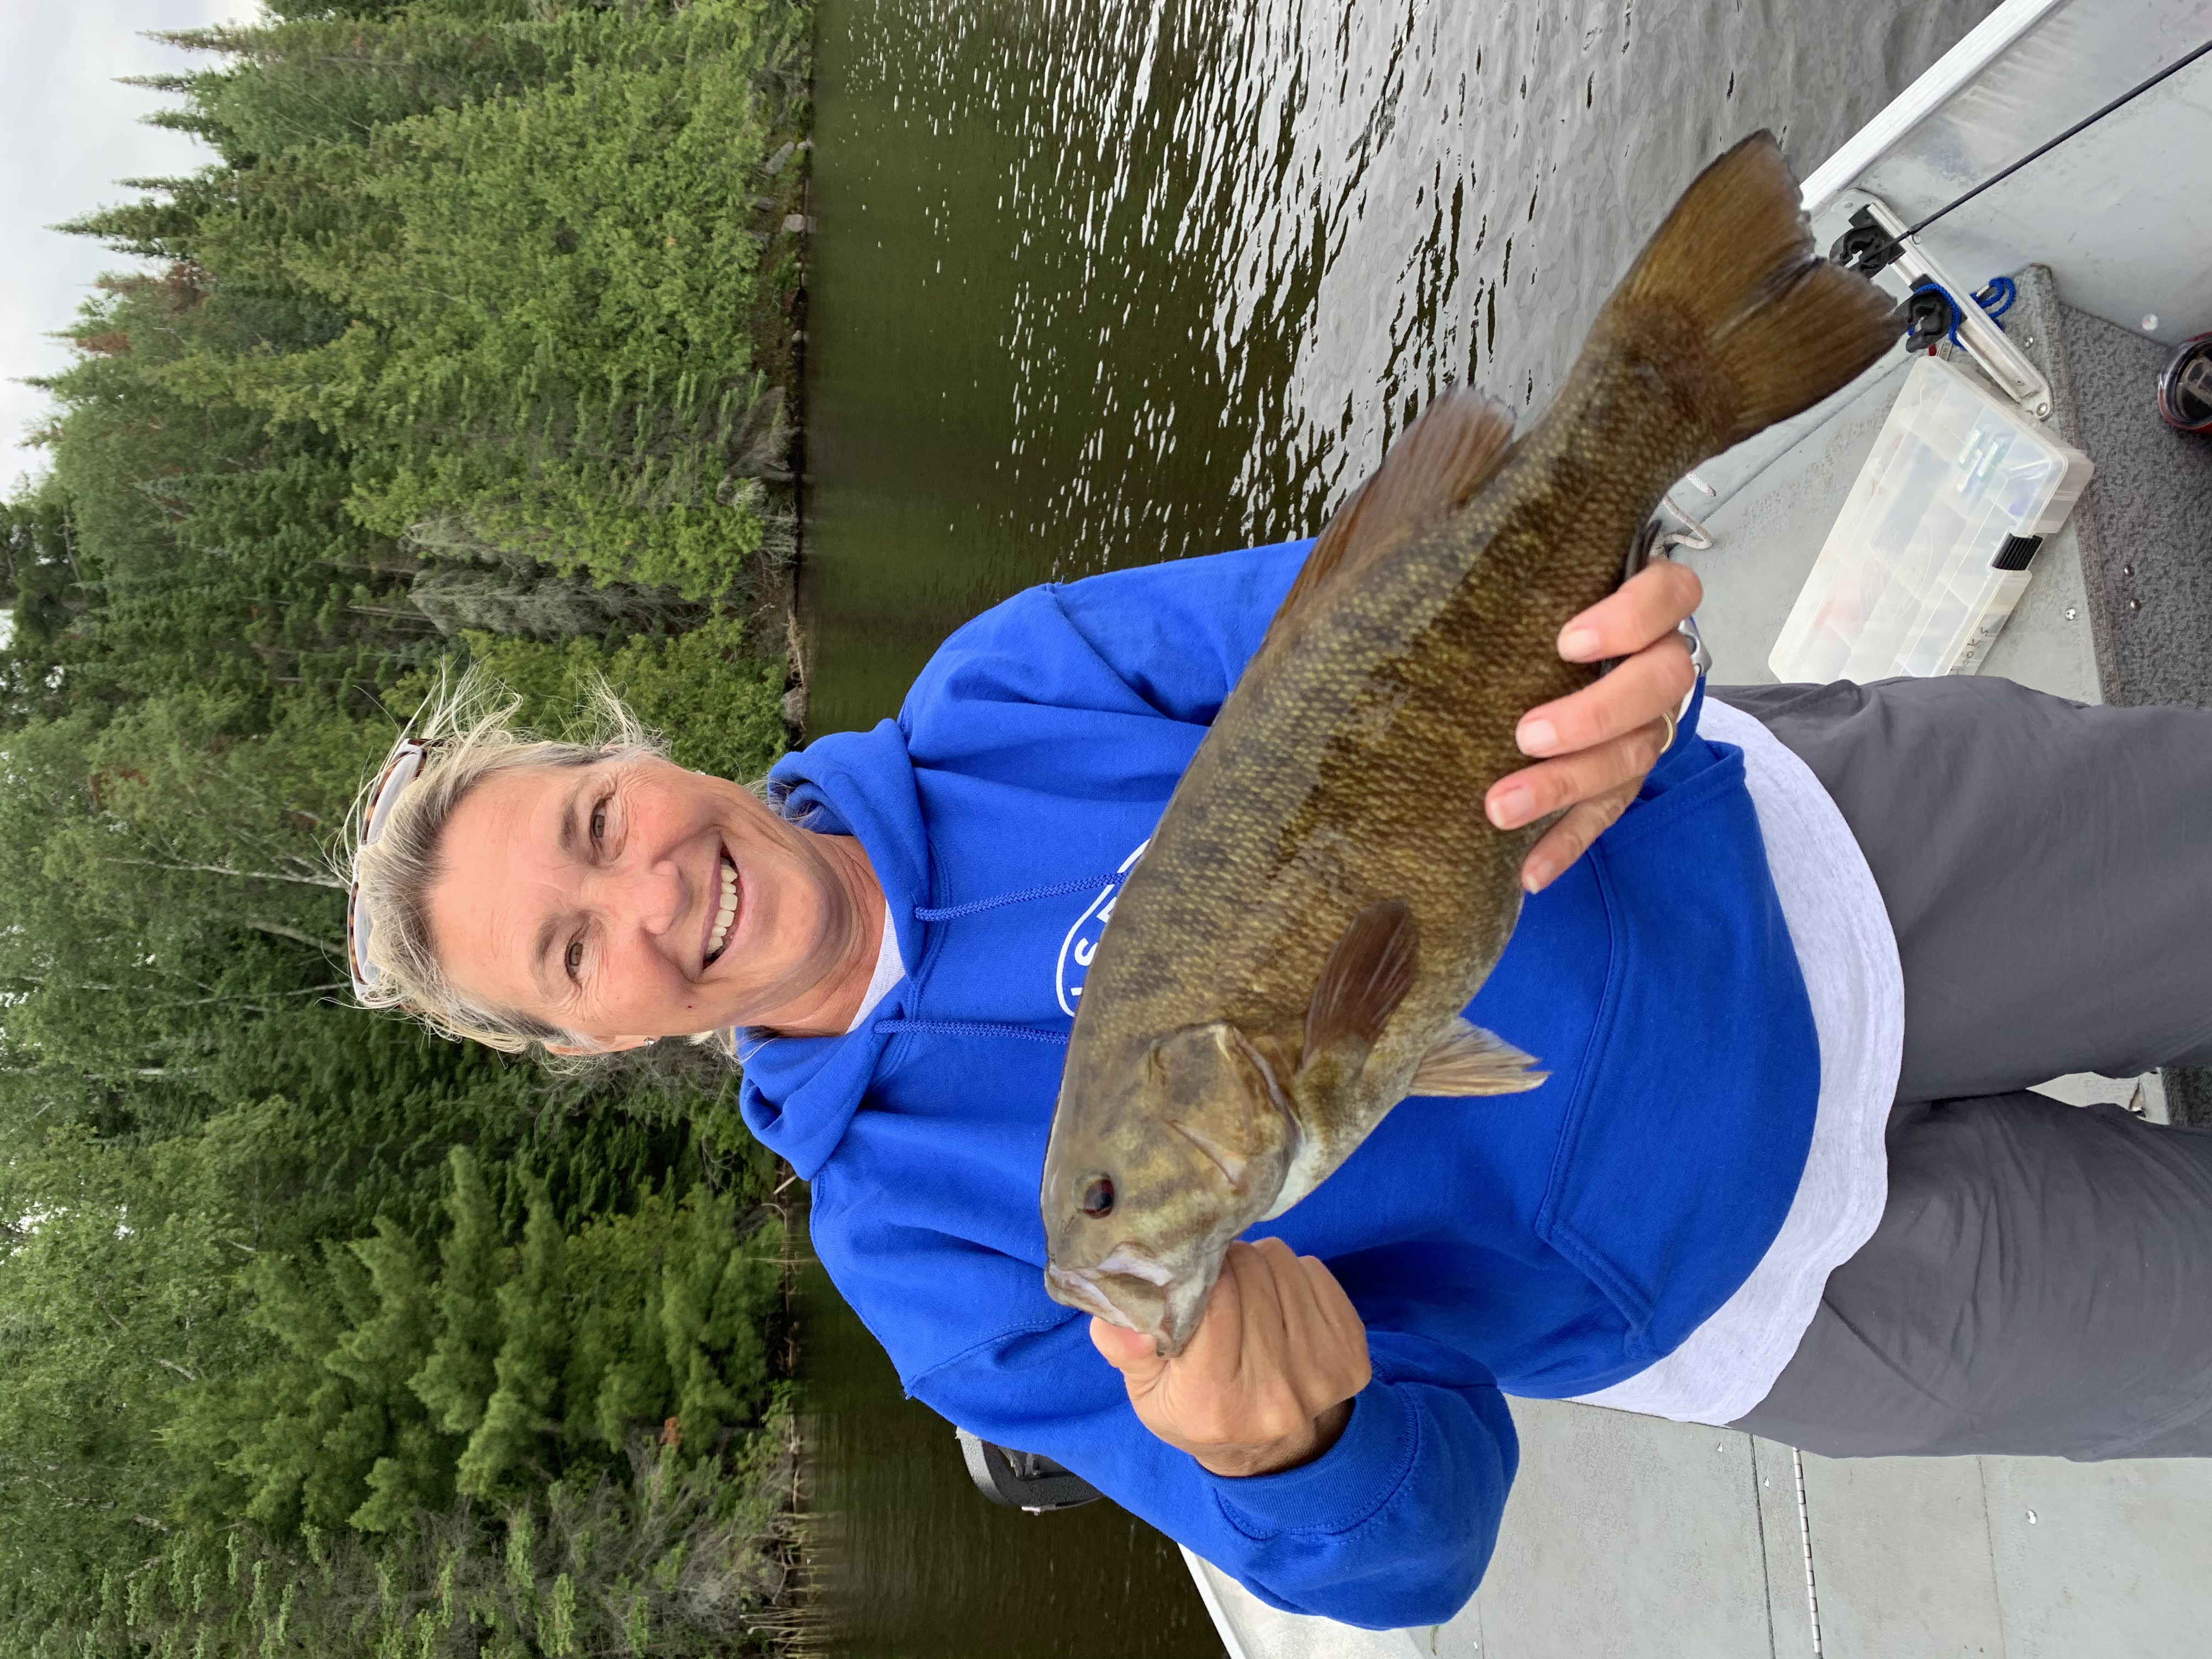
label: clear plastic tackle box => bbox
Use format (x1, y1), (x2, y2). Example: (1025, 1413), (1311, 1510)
(1767, 353), (2094, 682)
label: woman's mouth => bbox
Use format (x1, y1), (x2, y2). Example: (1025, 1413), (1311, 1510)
(704, 851), (740, 966)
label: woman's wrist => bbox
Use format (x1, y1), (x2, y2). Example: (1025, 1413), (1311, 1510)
(1195, 1398), (1355, 1479)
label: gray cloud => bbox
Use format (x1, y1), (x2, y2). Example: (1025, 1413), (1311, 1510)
(1, 0), (252, 496)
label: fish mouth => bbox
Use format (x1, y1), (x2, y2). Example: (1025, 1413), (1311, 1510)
(1045, 1253), (1212, 1357)
(1046, 1263), (1146, 1327)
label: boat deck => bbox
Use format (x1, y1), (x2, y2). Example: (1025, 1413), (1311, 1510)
(1188, 263), (2212, 1659)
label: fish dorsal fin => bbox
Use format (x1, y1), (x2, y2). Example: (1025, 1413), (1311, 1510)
(1301, 900), (1418, 1071)
(1272, 389), (1518, 626)
(1408, 1016), (1549, 1097)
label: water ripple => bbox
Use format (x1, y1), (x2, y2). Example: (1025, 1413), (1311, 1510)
(802, 0), (2000, 723)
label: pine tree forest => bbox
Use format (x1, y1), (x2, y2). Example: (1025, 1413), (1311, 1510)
(1, 2), (814, 1652)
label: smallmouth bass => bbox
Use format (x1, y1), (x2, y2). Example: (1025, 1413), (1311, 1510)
(1040, 132), (1897, 1356)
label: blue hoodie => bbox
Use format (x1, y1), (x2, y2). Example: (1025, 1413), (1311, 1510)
(740, 541), (1817, 1629)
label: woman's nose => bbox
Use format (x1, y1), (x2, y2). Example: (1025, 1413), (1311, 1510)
(586, 855), (686, 936)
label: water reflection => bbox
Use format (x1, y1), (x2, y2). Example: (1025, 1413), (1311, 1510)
(795, 1236), (1223, 1658)
(803, 0), (1997, 732)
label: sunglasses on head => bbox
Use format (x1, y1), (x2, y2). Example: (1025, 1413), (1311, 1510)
(346, 736), (448, 998)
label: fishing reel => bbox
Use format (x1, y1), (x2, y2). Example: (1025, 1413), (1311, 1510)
(2157, 334), (2212, 433)
(1620, 509), (1714, 688)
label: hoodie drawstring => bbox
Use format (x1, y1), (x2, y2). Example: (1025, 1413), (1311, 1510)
(911, 873), (1121, 923)
(871, 1018), (1069, 1046)
(884, 871), (1127, 1046)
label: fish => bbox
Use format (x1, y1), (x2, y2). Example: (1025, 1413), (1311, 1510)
(1037, 132), (1898, 1357)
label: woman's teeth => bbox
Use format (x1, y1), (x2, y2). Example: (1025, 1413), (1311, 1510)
(706, 854), (738, 963)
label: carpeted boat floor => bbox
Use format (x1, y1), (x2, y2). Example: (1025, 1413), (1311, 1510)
(2046, 294), (2212, 1125)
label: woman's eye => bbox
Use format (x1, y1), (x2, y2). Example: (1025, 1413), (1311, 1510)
(589, 799), (609, 844)
(565, 938), (585, 977)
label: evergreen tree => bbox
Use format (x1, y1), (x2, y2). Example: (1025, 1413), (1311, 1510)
(410, 1144), (508, 1436)
(458, 1176), (568, 1497)
(0, 0), (810, 1644)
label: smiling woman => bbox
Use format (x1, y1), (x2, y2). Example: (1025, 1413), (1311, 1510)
(347, 670), (887, 1054)
(348, 526), (2212, 1637)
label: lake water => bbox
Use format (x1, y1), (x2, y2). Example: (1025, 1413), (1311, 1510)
(795, 0), (2001, 1650)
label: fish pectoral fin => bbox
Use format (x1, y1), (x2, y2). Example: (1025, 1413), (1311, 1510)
(1265, 389), (1517, 630)
(1408, 1017), (1549, 1097)
(1301, 900), (1419, 1075)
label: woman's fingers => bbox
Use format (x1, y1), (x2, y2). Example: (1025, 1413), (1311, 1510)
(1511, 616), (1698, 761)
(1248, 1240), (1369, 1413)
(1258, 1243), (1335, 1410)
(1098, 1239), (1370, 1469)
(1485, 563), (1702, 890)
(1234, 1242), (1310, 1440)
(1554, 557), (1703, 665)
(1519, 776), (1645, 893)
(1295, 1252), (1373, 1397)
(1488, 706), (1675, 831)
(1484, 561), (1702, 888)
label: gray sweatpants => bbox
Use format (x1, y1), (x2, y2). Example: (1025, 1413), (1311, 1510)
(1712, 676), (2212, 1460)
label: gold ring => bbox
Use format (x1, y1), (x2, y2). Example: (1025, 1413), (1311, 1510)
(1657, 708), (1678, 753)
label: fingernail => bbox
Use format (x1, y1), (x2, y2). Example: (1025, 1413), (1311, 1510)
(1559, 627), (1600, 661)
(1489, 785), (1534, 828)
(1522, 859), (1553, 893)
(1516, 718), (1556, 756)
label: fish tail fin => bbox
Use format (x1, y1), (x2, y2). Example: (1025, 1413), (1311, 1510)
(1608, 131), (1897, 449)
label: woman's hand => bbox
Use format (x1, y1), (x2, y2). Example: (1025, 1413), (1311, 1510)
(1485, 558), (1704, 893)
(1090, 1238), (1372, 1479)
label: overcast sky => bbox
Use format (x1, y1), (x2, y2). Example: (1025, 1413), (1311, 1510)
(2, 0), (255, 498)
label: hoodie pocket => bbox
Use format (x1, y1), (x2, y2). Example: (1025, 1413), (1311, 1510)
(1531, 742), (1820, 1362)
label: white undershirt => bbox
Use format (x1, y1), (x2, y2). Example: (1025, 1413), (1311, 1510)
(1568, 698), (1904, 1426)
(844, 900), (907, 1034)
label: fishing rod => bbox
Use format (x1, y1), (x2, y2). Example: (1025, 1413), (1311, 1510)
(1833, 33), (2212, 278)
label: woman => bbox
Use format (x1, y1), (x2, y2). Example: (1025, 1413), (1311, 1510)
(347, 541), (2212, 1630)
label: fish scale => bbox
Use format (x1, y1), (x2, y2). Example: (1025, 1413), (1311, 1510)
(1041, 131), (1899, 1356)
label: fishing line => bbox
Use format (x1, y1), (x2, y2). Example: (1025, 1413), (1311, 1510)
(1900, 36), (2212, 241)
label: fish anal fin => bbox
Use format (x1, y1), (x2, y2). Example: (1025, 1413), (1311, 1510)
(1269, 390), (1517, 628)
(1408, 1016), (1549, 1097)
(1301, 900), (1419, 1072)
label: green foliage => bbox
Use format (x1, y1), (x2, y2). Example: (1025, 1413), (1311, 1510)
(414, 1147), (509, 1438)
(1, 1104), (794, 1653)
(458, 1177), (569, 1498)
(95, 0), (814, 596)
(63, 1414), (803, 1658)
(463, 618), (791, 782)
(0, 0), (811, 1650)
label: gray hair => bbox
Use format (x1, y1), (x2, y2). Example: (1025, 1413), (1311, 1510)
(345, 666), (679, 1056)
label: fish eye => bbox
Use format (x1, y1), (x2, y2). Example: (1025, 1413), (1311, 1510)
(1080, 1176), (1115, 1218)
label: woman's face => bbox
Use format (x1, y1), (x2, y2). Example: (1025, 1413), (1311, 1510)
(422, 754), (877, 1045)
